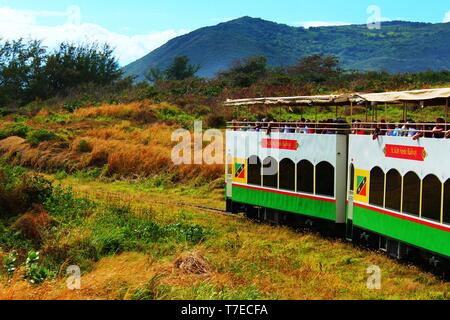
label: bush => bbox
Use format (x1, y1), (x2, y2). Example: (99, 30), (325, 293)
(0, 123), (30, 140)
(24, 251), (51, 284)
(44, 185), (95, 223)
(77, 139), (92, 153)
(26, 129), (59, 146)
(18, 174), (53, 206)
(13, 206), (53, 244)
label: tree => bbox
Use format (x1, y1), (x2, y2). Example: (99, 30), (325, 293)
(145, 56), (200, 82)
(288, 54), (342, 84)
(165, 56), (200, 81)
(218, 56), (268, 87)
(45, 43), (122, 96)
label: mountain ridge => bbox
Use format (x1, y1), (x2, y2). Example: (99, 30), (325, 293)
(123, 16), (450, 81)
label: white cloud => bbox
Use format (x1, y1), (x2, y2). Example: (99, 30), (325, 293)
(297, 21), (352, 29)
(444, 12), (450, 23)
(0, 6), (187, 66)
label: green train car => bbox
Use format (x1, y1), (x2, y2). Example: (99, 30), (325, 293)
(225, 88), (450, 273)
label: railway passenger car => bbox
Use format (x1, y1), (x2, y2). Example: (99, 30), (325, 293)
(224, 89), (450, 272)
(226, 127), (347, 233)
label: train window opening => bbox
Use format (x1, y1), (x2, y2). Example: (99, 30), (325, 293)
(402, 172), (421, 217)
(279, 159), (296, 192)
(247, 156), (262, 186)
(297, 160), (314, 194)
(369, 167), (385, 208)
(422, 175), (442, 222)
(263, 157), (279, 189)
(316, 162), (335, 197)
(385, 169), (402, 212)
(350, 164), (355, 192)
(444, 179), (450, 225)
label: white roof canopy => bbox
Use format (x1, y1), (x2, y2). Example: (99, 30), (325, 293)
(354, 88), (450, 103)
(224, 88), (450, 107)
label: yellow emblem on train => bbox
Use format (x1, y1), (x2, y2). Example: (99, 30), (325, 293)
(354, 169), (370, 204)
(232, 158), (247, 184)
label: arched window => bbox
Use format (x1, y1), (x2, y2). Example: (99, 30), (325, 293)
(385, 169), (402, 212)
(402, 172), (421, 216)
(422, 175), (442, 222)
(297, 160), (314, 194)
(444, 179), (450, 225)
(316, 161), (335, 197)
(263, 157), (278, 189)
(279, 159), (296, 192)
(349, 164), (355, 192)
(369, 167), (385, 207)
(247, 156), (261, 186)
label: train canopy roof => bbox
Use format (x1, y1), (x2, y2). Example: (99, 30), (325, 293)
(224, 88), (450, 107)
(223, 94), (352, 107)
(354, 88), (450, 103)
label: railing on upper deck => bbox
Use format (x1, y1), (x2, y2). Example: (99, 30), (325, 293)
(227, 121), (450, 139)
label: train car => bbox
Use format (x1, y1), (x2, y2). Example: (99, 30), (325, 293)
(347, 89), (450, 268)
(224, 95), (349, 234)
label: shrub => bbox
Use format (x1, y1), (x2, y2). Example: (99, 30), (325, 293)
(0, 123), (30, 140)
(77, 139), (92, 153)
(2, 251), (18, 277)
(26, 129), (59, 146)
(24, 251), (51, 284)
(18, 174), (53, 205)
(13, 205), (53, 244)
(44, 185), (95, 223)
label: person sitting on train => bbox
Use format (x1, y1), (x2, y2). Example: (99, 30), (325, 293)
(353, 120), (366, 135)
(306, 120), (316, 134)
(445, 130), (450, 139)
(406, 121), (418, 137)
(378, 120), (387, 136)
(391, 122), (403, 137)
(432, 118), (445, 139)
(295, 119), (305, 134)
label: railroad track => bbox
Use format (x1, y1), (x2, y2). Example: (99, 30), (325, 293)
(73, 189), (234, 217)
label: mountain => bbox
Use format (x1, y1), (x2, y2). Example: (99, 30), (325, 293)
(123, 17), (450, 81)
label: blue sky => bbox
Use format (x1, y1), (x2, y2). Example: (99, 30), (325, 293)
(1, 0), (449, 65)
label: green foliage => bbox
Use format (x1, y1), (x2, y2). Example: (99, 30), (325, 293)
(19, 174), (54, 205)
(130, 274), (166, 300)
(26, 129), (59, 146)
(24, 251), (50, 284)
(146, 56), (200, 82)
(2, 250), (18, 276)
(156, 106), (198, 128)
(0, 39), (122, 109)
(0, 123), (30, 139)
(77, 139), (92, 153)
(44, 185), (94, 223)
(89, 204), (209, 256)
(219, 56), (268, 87)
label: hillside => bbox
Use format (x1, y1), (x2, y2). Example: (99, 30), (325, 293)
(123, 17), (450, 81)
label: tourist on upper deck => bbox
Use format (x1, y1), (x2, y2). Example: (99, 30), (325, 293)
(392, 122), (403, 137)
(445, 130), (450, 139)
(353, 120), (366, 135)
(254, 122), (262, 132)
(378, 120), (387, 136)
(386, 123), (395, 136)
(406, 121), (418, 137)
(432, 118), (445, 139)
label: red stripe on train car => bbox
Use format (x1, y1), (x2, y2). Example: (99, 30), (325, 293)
(232, 183), (336, 203)
(354, 202), (450, 233)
